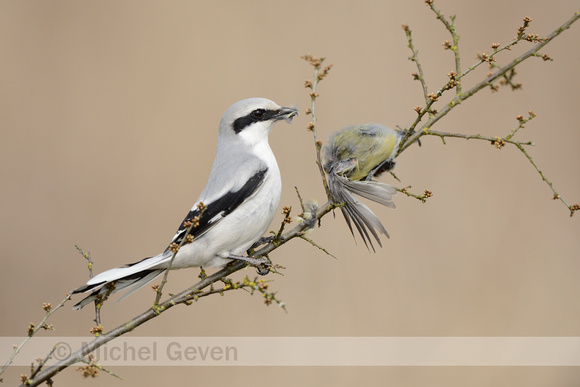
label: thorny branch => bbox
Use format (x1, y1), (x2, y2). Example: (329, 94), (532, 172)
(396, 187), (434, 203)
(1, 295), (70, 377)
(301, 54), (333, 200)
(75, 246), (107, 333)
(403, 26), (430, 105)
(426, 0), (463, 94)
(398, 7), (579, 216)
(6, 5), (580, 386)
(18, 199), (334, 386)
(75, 354), (122, 380)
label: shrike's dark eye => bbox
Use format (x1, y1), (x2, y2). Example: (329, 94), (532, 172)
(251, 109), (265, 118)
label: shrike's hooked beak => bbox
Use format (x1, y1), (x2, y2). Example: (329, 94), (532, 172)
(274, 106), (299, 123)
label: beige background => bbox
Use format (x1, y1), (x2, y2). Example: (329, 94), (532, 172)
(1, 0), (579, 385)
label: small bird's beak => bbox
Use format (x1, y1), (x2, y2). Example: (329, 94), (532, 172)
(274, 106), (299, 123)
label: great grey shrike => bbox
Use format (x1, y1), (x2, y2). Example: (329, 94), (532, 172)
(72, 98), (298, 310)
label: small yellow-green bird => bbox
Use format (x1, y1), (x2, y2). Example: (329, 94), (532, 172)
(323, 124), (403, 251)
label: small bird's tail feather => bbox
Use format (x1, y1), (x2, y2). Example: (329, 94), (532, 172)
(328, 172), (396, 250)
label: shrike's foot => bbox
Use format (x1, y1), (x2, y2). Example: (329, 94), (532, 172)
(228, 254), (271, 275)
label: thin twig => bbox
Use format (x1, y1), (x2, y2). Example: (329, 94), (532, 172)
(505, 112), (536, 141)
(458, 16), (539, 84)
(400, 12), (580, 153)
(302, 54), (333, 200)
(273, 206), (292, 244)
(420, 110), (576, 214)
(29, 345), (58, 380)
(75, 245), (93, 279)
(1, 293), (72, 376)
(399, 13), (569, 152)
(424, 130), (534, 147)
(396, 186), (433, 203)
(75, 245), (104, 327)
(402, 24), (429, 104)
(514, 143), (574, 214)
(76, 354), (123, 380)
(426, 2), (462, 93)
(299, 234), (337, 259)
(295, 186), (306, 213)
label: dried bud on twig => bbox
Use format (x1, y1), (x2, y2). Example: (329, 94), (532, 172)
(317, 64), (333, 81)
(492, 137), (506, 149)
(301, 53), (325, 68)
(427, 93), (439, 101)
(570, 203), (580, 217)
(169, 243), (179, 253)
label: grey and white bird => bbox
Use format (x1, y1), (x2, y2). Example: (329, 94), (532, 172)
(72, 98), (298, 310)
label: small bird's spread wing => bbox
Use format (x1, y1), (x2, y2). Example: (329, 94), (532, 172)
(342, 179), (396, 209)
(167, 166), (268, 250)
(328, 172), (396, 252)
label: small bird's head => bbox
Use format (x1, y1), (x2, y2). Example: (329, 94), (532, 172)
(220, 98), (298, 145)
